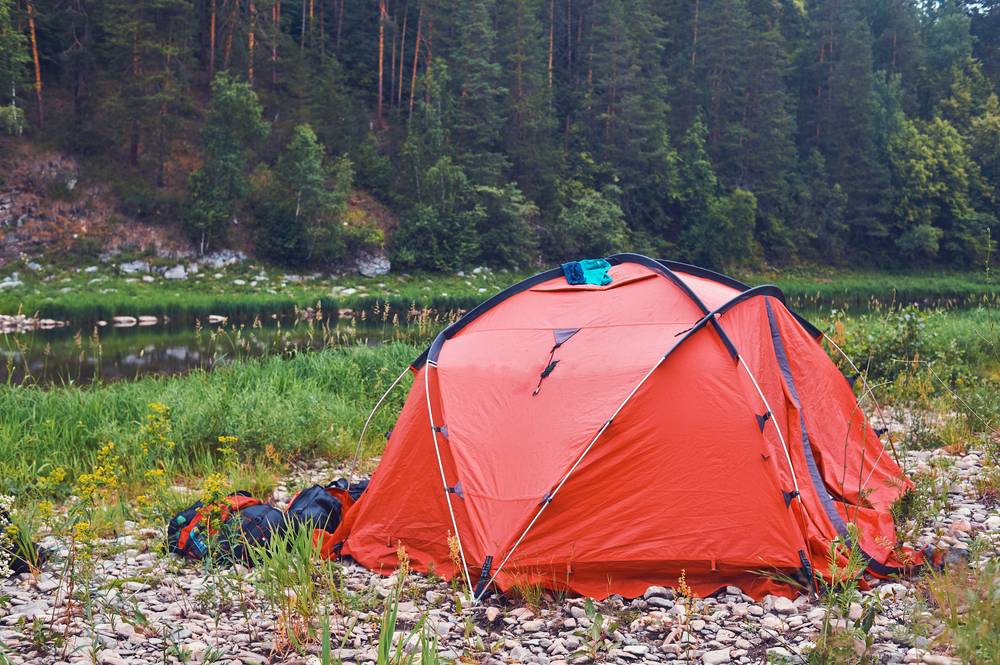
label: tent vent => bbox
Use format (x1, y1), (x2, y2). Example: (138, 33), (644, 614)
(756, 412), (772, 432)
(446, 482), (464, 499)
(782, 490), (800, 507)
(432, 425), (449, 438)
(474, 556), (494, 597)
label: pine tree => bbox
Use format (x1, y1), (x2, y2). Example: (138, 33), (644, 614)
(450, 0), (508, 185)
(98, 0), (196, 181)
(497, 0), (559, 207)
(255, 123), (354, 264)
(694, 0), (750, 175)
(869, 0), (923, 111)
(676, 115), (759, 269)
(737, 0), (799, 256)
(585, 0), (678, 241)
(801, 0), (890, 257)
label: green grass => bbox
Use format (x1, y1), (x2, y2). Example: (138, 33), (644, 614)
(0, 260), (514, 322)
(1, 259), (995, 322)
(739, 267), (997, 311)
(0, 343), (419, 496)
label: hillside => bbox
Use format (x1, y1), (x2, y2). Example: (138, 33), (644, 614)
(0, 1), (996, 275)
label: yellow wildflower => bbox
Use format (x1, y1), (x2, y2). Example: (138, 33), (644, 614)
(72, 520), (94, 546)
(38, 466), (67, 492)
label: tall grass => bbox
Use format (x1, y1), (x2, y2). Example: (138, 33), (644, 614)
(0, 343), (418, 495)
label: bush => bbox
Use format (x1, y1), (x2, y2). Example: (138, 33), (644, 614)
(545, 179), (627, 261)
(390, 204), (480, 272)
(0, 103), (25, 136)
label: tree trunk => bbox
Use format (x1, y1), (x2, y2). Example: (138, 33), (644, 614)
(390, 2), (397, 104)
(223, 0), (238, 69)
(248, 0), (256, 85)
(565, 0), (571, 72)
(408, 4), (422, 119)
(301, 0), (307, 48)
(547, 0), (554, 93)
(26, 2), (43, 127)
(319, 0), (325, 57)
(397, 5), (407, 105)
(336, 0), (344, 48)
(210, 0), (217, 77)
(377, 0), (386, 124)
(129, 10), (142, 166)
(691, 0), (700, 67)
(272, 0), (280, 84)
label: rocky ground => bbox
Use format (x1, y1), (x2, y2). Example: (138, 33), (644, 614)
(2, 448), (997, 665)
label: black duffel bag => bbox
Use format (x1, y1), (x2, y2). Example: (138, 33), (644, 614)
(219, 503), (287, 564)
(286, 484), (344, 535)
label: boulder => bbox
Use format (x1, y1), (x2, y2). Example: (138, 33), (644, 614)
(164, 264), (187, 280)
(356, 251), (391, 277)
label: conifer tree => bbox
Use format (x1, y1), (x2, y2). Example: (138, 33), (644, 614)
(450, 0), (508, 185)
(497, 0), (559, 207)
(188, 72), (270, 250)
(586, 0), (678, 241)
(801, 0), (890, 256)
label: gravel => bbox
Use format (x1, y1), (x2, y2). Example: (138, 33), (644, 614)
(1, 448), (996, 665)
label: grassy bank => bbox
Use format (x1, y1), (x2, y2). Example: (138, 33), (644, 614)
(0, 260), (512, 323)
(742, 267), (998, 311)
(1, 259), (995, 322)
(1, 305), (996, 499)
(0, 343), (419, 497)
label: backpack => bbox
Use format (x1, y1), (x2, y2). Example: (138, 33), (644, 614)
(218, 504), (286, 564)
(167, 492), (261, 561)
(286, 485), (344, 535)
(286, 478), (370, 552)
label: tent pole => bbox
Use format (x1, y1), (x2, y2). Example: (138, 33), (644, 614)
(424, 362), (476, 604)
(472, 354), (670, 604)
(736, 355), (802, 499)
(347, 365), (411, 482)
(821, 333), (901, 467)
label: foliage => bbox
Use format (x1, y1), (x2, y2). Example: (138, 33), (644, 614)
(254, 124), (354, 266)
(545, 179), (627, 260)
(0, 0), (26, 137)
(5, 0), (1000, 270)
(187, 73), (270, 250)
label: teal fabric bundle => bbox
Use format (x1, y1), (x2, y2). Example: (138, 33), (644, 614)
(561, 259), (612, 286)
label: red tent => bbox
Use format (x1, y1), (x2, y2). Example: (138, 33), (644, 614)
(328, 254), (919, 600)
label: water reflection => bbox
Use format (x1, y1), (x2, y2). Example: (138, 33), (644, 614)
(1, 312), (444, 387)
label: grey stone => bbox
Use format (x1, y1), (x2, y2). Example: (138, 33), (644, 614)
(164, 264), (187, 280)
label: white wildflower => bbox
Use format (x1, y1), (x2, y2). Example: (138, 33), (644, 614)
(0, 495), (17, 578)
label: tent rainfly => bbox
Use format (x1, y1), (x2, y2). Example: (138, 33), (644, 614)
(326, 254), (921, 601)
